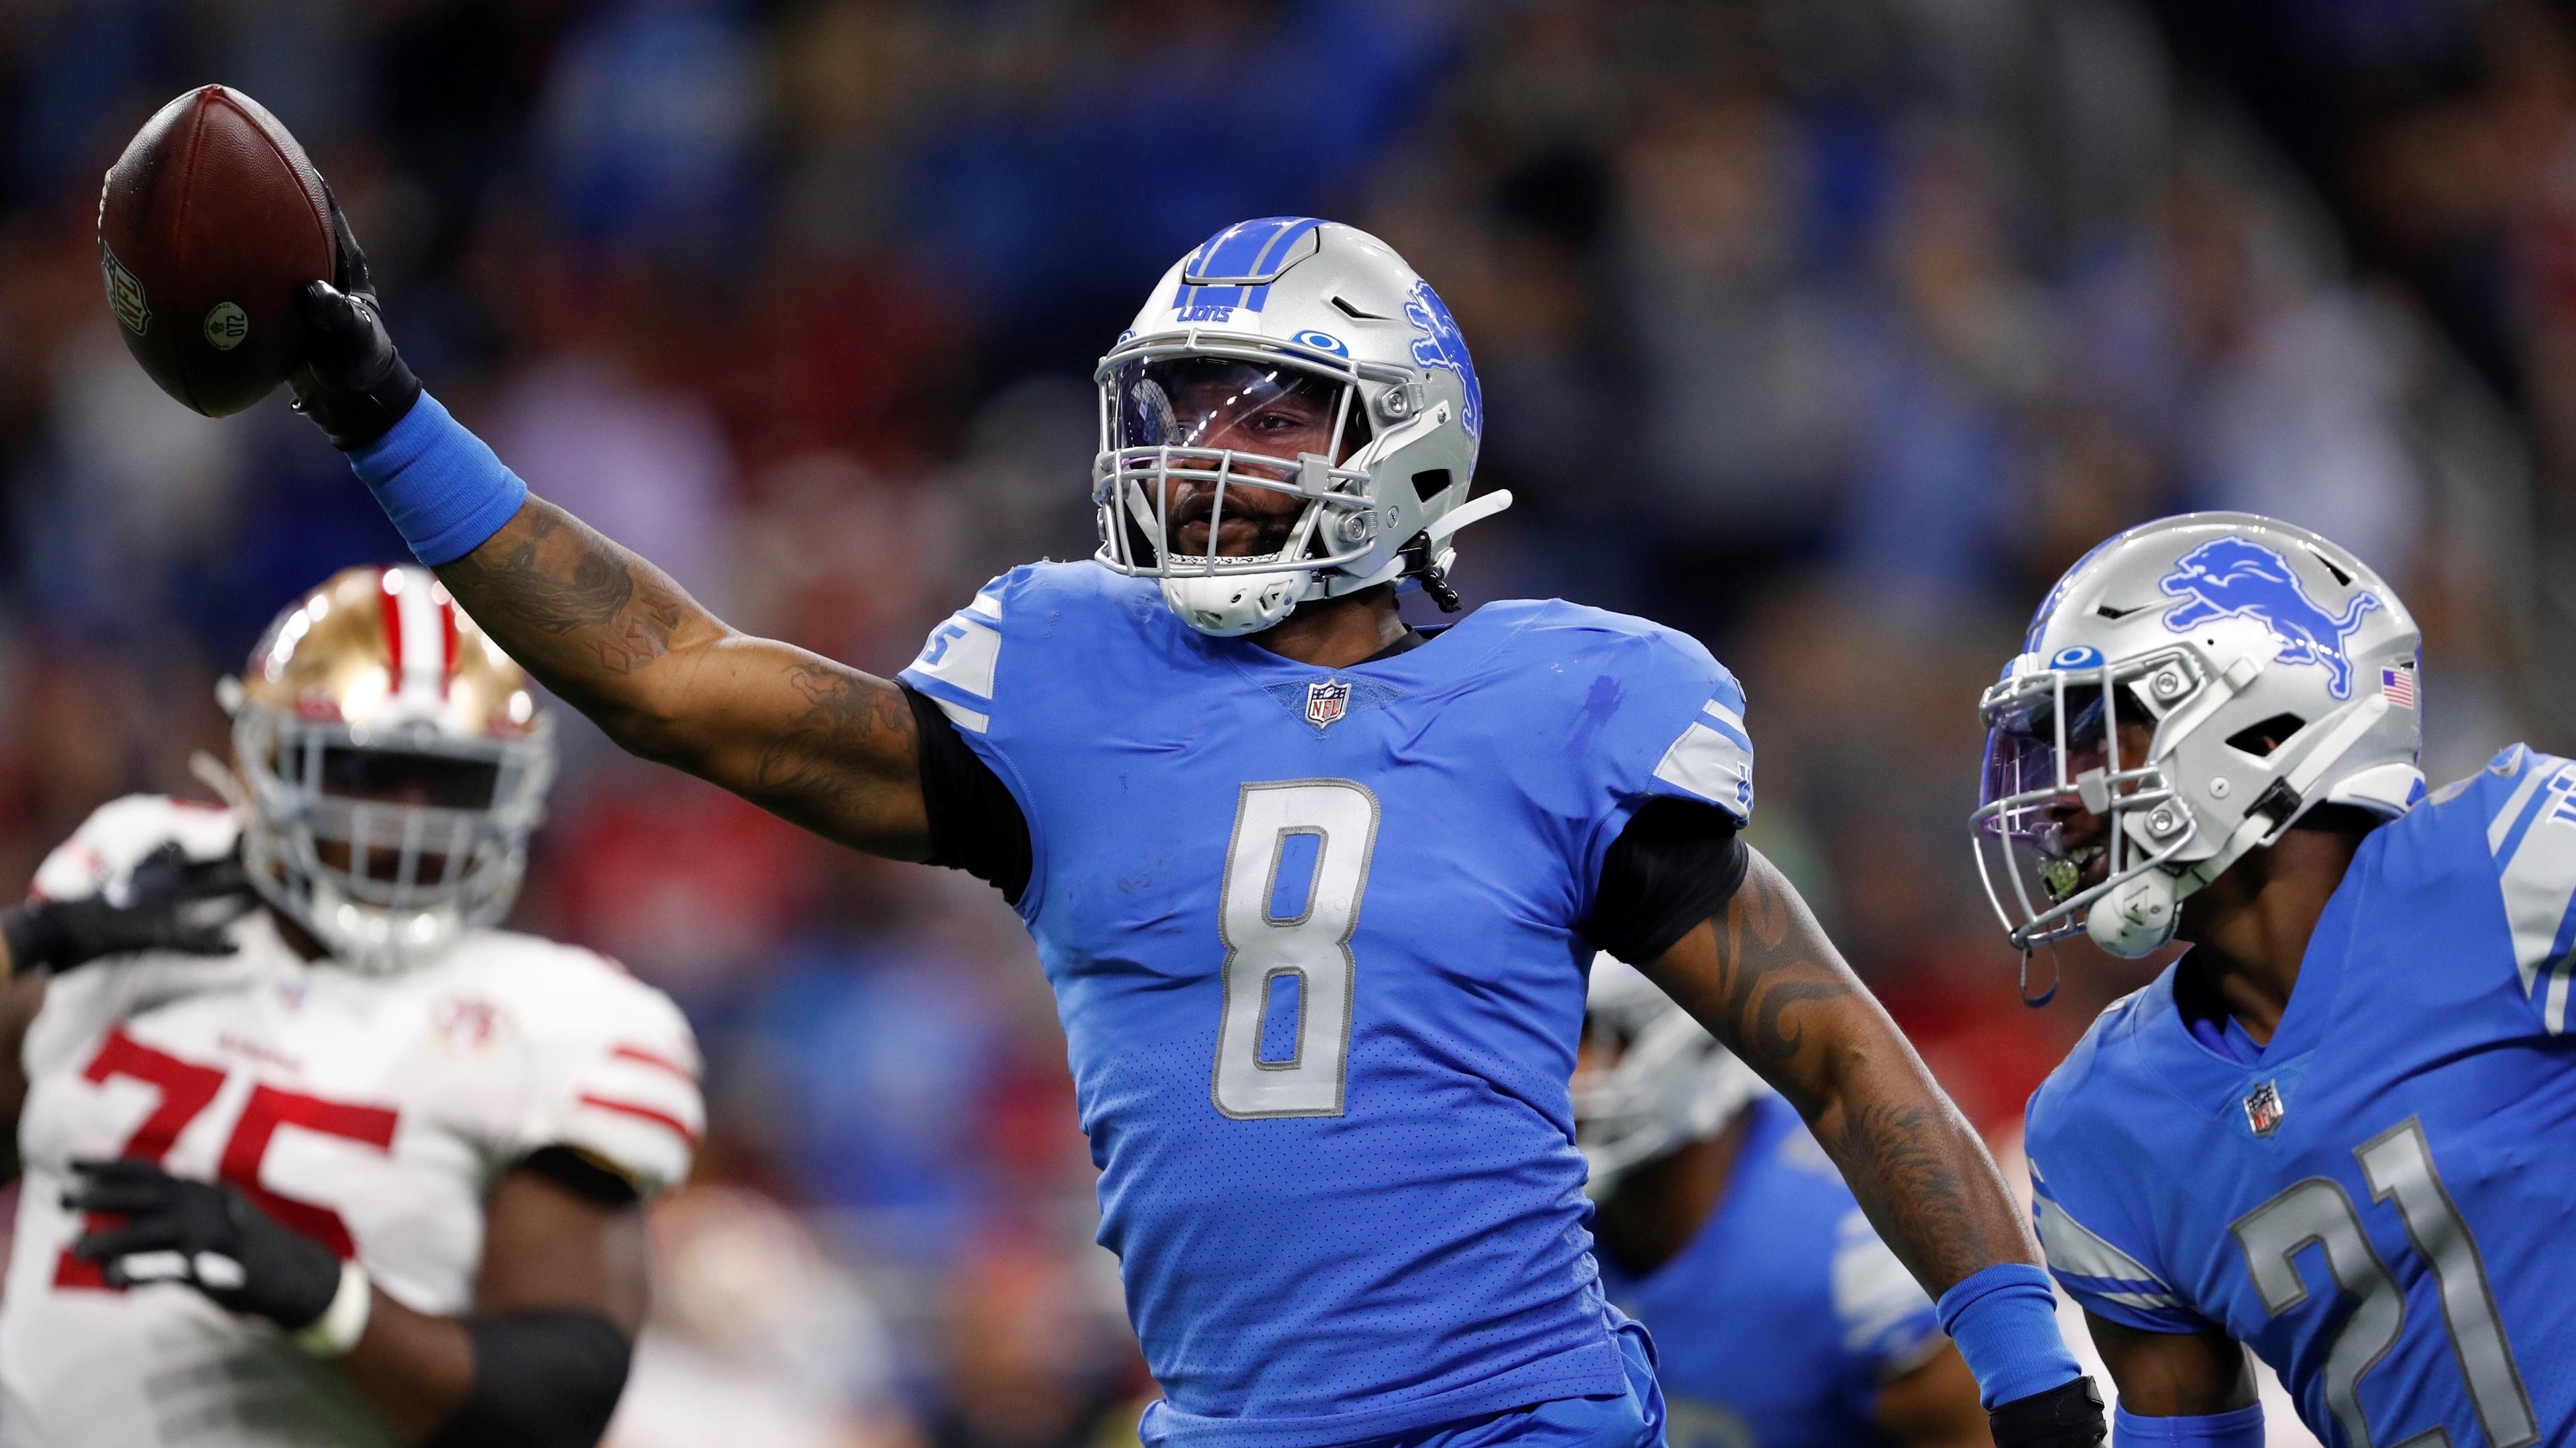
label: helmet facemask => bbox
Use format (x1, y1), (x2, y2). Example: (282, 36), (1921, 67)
(235, 706), (553, 974)
(1095, 344), (1424, 636)
(1971, 650), (2208, 961)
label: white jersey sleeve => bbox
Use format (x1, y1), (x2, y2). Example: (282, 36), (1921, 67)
(474, 941), (704, 1196)
(28, 793), (240, 904)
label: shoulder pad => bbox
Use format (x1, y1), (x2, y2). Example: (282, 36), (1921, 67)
(32, 795), (240, 903)
(2448, 745), (2576, 1029)
(1503, 602), (1755, 823)
(451, 934), (704, 1196)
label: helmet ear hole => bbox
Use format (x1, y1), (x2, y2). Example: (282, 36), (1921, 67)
(1409, 469), (1451, 506)
(2225, 712), (2310, 758)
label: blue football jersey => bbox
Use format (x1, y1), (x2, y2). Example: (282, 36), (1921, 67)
(898, 561), (1756, 1447)
(2027, 744), (2576, 1448)
(1599, 1095), (1943, 1448)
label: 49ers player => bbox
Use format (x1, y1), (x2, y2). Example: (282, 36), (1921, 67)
(0, 565), (704, 1448)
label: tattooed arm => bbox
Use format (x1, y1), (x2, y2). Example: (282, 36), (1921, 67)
(435, 497), (932, 859)
(1637, 847), (2039, 1294)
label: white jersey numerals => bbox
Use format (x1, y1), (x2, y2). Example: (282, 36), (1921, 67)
(1210, 781), (1379, 1119)
(2229, 1117), (2535, 1448)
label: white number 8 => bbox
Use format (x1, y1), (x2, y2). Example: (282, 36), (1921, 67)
(1211, 780), (1380, 1118)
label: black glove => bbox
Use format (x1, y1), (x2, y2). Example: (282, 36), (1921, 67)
(1990, 1377), (2108, 1448)
(64, 1160), (343, 1329)
(2, 842), (252, 977)
(288, 183), (422, 451)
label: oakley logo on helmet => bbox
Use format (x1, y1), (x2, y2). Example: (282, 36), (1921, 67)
(2158, 539), (2383, 700)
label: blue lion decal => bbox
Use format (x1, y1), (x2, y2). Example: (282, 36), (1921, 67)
(2159, 539), (2381, 698)
(1403, 280), (1482, 445)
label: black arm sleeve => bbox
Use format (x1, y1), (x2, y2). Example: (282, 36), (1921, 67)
(1579, 797), (1751, 964)
(419, 1310), (632, 1448)
(901, 683), (1034, 905)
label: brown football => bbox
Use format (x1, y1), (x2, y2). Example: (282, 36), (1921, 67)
(97, 85), (337, 417)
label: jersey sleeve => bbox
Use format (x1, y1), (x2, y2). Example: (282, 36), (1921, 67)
(2024, 1107), (2211, 1335)
(2461, 746), (2576, 1033)
(504, 957), (705, 1198)
(1827, 1207), (1946, 1383)
(28, 794), (240, 904)
(898, 572), (1014, 739)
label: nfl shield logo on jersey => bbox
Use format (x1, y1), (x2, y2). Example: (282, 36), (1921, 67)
(1306, 679), (1352, 730)
(2243, 1080), (2287, 1137)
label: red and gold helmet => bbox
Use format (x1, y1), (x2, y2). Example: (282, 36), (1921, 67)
(224, 565), (555, 969)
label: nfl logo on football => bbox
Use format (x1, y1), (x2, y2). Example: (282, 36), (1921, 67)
(2243, 1080), (2287, 1138)
(1306, 679), (1351, 730)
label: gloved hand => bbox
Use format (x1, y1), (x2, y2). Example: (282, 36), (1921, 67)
(288, 182), (421, 451)
(1, 843), (251, 977)
(64, 1160), (343, 1329)
(1990, 1377), (2109, 1448)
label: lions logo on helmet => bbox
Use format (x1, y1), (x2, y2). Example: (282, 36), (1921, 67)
(1972, 512), (2422, 960)
(1092, 218), (1511, 637)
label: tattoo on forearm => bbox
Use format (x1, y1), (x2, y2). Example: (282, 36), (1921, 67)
(443, 506), (685, 677)
(750, 662), (918, 827)
(1708, 868), (1858, 1080)
(1675, 856), (2025, 1288)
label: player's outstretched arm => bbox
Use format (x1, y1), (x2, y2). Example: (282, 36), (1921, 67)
(435, 496), (932, 858)
(283, 197), (930, 860)
(1641, 848), (2104, 1445)
(1640, 848), (2030, 1292)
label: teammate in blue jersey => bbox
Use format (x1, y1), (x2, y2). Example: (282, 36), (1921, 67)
(230, 184), (2108, 1448)
(1578, 956), (1993, 1448)
(1974, 511), (2576, 1448)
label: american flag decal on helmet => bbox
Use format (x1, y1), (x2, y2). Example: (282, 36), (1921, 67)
(2244, 1080), (2286, 1137)
(2381, 667), (2416, 709)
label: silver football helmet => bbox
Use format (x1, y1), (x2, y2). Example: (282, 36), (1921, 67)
(1972, 513), (2423, 960)
(1093, 217), (1511, 636)
(1574, 954), (1764, 1197)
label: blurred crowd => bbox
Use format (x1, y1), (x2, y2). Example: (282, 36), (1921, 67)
(0, 1), (2565, 1445)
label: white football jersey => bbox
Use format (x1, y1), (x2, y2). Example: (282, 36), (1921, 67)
(1, 797), (704, 1448)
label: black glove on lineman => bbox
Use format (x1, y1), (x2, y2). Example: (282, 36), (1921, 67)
(1, 843), (252, 977)
(288, 183), (422, 451)
(64, 1160), (342, 1329)
(1990, 1377), (2109, 1448)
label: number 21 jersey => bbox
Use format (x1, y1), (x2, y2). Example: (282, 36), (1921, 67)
(901, 561), (1755, 1448)
(2027, 745), (2576, 1448)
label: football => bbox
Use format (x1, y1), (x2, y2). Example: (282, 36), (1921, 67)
(96, 85), (335, 417)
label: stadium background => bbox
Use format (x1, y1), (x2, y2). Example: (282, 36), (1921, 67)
(0, 1), (2567, 1444)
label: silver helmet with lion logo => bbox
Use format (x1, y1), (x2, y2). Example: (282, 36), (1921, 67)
(1093, 218), (1510, 637)
(1972, 513), (2423, 960)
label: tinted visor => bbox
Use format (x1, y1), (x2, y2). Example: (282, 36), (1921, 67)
(1108, 357), (1365, 465)
(319, 746), (502, 811)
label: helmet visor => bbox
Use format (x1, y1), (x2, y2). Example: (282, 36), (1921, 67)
(1107, 357), (1365, 474)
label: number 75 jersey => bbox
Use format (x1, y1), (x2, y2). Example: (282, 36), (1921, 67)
(1, 795), (704, 1448)
(2026, 745), (2576, 1448)
(901, 562), (1755, 1447)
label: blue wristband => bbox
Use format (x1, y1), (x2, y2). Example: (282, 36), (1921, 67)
(2113, 1403), (2263, 1447)
(345, 392), (528, 565)
(1937, 1262), (2084, 1410)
